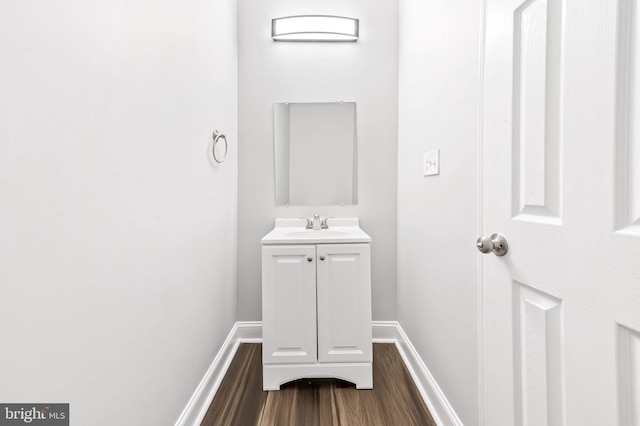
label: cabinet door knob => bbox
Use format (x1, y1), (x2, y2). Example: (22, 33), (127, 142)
(319, 256), (326, 261)
(307, 257), (313, 262)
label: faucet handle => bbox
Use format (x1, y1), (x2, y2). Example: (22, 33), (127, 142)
(301, 217), (313, 229)
(320, 217), (329, 229)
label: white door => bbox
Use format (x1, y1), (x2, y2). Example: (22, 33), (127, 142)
(262, 245), (317, 364)
(316, 244), (372, 364)
(482, 0), (640, 425)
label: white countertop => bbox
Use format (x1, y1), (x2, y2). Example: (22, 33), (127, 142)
(261, 218), (372, 245)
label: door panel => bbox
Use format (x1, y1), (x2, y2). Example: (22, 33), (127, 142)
(482, 0), (640, 424)
(618, 324), (640, 425)
(262, 245), (317, 364)
(316, 244), (372, 363)
(512, 0), (562, 222)
(514, 283), (564, 426)
(616, 0), (640, 233)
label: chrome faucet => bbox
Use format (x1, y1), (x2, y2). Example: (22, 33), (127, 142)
(303, 214), (329, 230)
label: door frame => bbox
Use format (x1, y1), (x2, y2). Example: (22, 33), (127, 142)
(476, 0), (489, 424)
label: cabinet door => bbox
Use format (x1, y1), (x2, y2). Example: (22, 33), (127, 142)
(317, 244), (372, 363)
(262, 245), (317, 365)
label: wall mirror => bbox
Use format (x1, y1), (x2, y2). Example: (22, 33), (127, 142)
(274, 102), (357, 206)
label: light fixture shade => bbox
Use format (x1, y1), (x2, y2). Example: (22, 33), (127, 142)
(272, 15), (359, 42)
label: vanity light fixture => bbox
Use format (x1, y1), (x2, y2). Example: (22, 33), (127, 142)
(271, 15), (359, 42)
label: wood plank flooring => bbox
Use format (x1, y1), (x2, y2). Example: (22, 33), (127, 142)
(201, 343), (436, 426)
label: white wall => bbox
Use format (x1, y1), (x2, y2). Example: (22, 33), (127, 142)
(237, 0), (399, 321)
(0, 1), (237, 425)
(397, 0), (482, 424)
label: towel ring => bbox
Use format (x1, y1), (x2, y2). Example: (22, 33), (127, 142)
(210, 130), (228, 164)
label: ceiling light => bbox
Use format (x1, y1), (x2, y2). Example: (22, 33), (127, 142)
(272, 15), (359, 42)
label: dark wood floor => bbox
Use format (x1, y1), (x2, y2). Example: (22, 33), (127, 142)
(201, 343), (436, 426)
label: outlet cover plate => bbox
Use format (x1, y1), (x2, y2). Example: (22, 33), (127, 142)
(423, 149), (440, 176)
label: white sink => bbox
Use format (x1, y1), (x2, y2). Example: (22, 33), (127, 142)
(261, 218), (371, 245)
(285, 230), (350, 238)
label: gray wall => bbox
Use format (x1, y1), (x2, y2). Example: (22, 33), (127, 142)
(0, 1), (238, 424)
(397, 0), (482, 424)
(237, 0), (399, 321)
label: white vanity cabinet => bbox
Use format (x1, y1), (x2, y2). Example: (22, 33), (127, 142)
(261, 245), (318, 366)
(316, 244), (372, 364)
(261, 219), (372, 391)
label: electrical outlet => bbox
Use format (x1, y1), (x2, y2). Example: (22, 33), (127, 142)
(423, 149), (440, 176)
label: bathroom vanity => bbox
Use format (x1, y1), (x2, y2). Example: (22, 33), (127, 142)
(261, 218), (372, 390)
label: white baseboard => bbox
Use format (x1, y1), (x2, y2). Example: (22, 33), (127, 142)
(174, 323), (242, 426)
(371, 320), (402, 343)
(235, 320), (262, 342)
(374, 321), (464, 426)
(176, 321), (462, 426)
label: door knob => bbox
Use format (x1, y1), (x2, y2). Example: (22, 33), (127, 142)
(476, 233), (508, 257)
